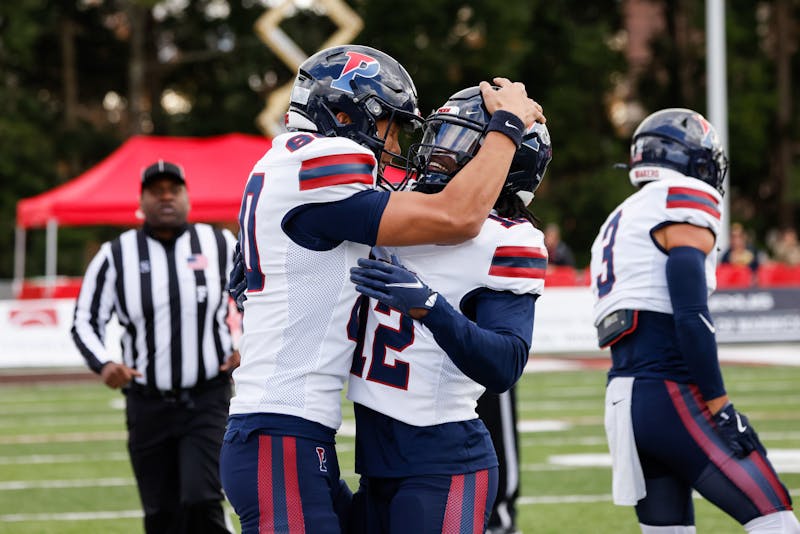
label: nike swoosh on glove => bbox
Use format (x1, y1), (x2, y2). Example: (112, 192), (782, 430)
(227, 241), (247, 312)
(350, 254), (437, 316)
(712, 402), (766, 458)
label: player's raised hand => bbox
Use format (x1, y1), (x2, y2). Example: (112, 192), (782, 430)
(350, 255), (438, 318)
(481, 78), (545, 127)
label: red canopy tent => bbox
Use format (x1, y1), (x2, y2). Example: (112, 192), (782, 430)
(14, 133), (271, 297)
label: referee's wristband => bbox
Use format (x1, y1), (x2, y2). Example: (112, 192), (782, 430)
(486, 110), (525, 148)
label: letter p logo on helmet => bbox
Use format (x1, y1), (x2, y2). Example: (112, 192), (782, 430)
(331, 51), (380, 93)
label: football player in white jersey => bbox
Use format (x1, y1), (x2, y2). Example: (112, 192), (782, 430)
(219, 45), (545, 534)
(590, 108), (799, 533)
(346, 86), (551, 534)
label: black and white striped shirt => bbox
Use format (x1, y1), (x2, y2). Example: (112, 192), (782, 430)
(72, 223), (237, 391)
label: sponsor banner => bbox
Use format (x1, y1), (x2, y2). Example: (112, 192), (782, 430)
(2, 287), (796, 368)
(533, 287), (599, 354)
(0, 299), (122, 368)
(709, 287), (800, 343)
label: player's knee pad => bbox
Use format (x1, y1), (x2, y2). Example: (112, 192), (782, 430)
(639, 524), (696, 534)
(744, 511), (800, 534)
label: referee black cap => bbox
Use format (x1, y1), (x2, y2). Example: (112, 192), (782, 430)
(141, 160), (186, 190)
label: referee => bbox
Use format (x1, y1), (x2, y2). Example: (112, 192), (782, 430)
(72, 160), (238, 534)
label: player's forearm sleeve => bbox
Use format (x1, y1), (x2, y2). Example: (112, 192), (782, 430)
(420, 291), (535, 393)
(283, 190), (391, 249)
(666, 246), (726, 400)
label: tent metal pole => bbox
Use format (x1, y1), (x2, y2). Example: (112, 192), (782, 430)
(13, 226), (26, 298)
(46, 219), (58, 295)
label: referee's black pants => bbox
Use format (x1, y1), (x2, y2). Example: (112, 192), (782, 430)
(125, 376), (233, 534)
(476, 386), (520, 532)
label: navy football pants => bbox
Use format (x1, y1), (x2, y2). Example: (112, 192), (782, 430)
(351, 468), (498, 534)
(220, 429), (351, 534)
(632, 379), (793, 527)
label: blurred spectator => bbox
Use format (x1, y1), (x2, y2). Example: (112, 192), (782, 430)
(720, 222), (767, 272)
(544, 222), (575, 267)
(769, 227), (800, 266)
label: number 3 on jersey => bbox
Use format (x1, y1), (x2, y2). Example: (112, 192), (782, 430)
(597, 210), (621, 298)
(238, 173), (266, 291)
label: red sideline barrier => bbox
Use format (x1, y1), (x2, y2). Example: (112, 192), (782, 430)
(544, 264), (800, 289)
(545, 266), (591, 287)
(715, 264), (754, 289)
(16, 277), (83, 299)
(756, 263), (800, 287)
(13, 263), (800, 299)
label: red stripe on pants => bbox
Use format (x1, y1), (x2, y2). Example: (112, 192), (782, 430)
(472, 470), (489, 533)
(283, 437), (306, 533)
(257, 436), (274, 533)
(442, 474), (465, 534)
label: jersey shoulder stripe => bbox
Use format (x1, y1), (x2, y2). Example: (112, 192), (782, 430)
(489, 246), (547, 279)
(299, 153), (375, 190)
(666, 186), (720, 219)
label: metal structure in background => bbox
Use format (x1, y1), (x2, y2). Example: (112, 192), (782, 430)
(254, 0), (363, 136)
(706, 0), (730, 253)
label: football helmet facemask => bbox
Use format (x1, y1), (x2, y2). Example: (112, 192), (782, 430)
(629, 108), (728, 194)
(285, 45), (422, 181)
(410, 86), (552, 204)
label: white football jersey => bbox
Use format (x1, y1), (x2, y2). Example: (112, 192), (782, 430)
(347, 214), (546, 426)
(229, 132), (378, 430)
(590, 168), (722, 325)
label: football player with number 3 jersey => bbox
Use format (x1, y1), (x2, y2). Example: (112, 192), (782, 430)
(590, 108), (799, 533)
(219, 46), (545, 534)
(347, 86), (551, 534)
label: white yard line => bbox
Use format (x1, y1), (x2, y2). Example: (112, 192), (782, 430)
(1, 510), (143, 522)
(0, 452), (129, 465)
(0, 431), (126, 444)
(0, 478), (133, 491)
(519, 488), (800, 506)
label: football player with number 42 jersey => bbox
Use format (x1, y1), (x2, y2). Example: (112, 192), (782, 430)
(347, 86), (551, 534)
(590, 108), (799, 533)
(219, 45), (544, 534)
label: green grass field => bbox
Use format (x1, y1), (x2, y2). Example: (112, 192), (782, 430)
(1, 361), (799, 533)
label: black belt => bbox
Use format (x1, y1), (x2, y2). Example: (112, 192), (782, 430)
(126, 373), (229, 403)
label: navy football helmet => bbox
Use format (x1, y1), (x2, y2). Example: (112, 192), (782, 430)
(629, 108), (728, 193)
(410, 86), (552, 204)
(285, 45), (422, 172)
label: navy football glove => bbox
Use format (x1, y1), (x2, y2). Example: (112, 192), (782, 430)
(227, 241), (247, 312)
(350, 255), (438, 316)
(712, 403), (765, 458)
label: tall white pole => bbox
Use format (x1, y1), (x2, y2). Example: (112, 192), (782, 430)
(13, 226), (26, 298)
(706, 0), (730, 253)
(45, 218), (58, 296)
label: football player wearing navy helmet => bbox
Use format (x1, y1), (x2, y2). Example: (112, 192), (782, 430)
(286, 44), (422, 177)
(590, 110), (799, 534)
(220, 45), (546, 534)
(629, 108), (728, 194)
(412, 85), (551, 214)
(345, 86), (551, 534)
